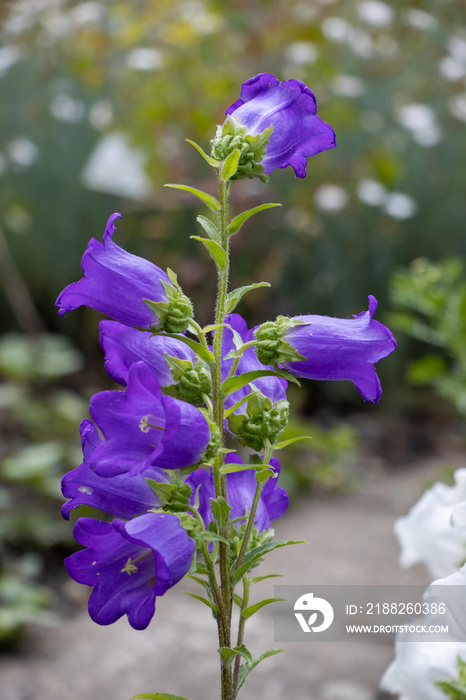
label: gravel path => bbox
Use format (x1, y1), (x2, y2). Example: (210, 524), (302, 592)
(0, 456), (458, 700)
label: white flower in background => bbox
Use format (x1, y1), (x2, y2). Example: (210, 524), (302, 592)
(321, 17), (354, 43)
(402, 9), (438, 32)
(384, 192), (417, 220)
(426, 564), (466, 641)
(449, 94), (466, 123)
(0, 46), (21, 78)
(283, 41), (318, 65)
(88, 101), (114, 130)
(357, 1), (394, 27)
(314, 184), (349, 213)
(438, 56), (466, 82)
(394, 469), (466, 579)
(50, 94), (85, 123)
(330, 74), (366, 98)
(69, 2), (103, 26)
(6, 138), (38, 167)
(381, 632), (466, 700)
(357, 178), (387, 206)
(396, 103), (443, 147)
(125, 48), (164, 71)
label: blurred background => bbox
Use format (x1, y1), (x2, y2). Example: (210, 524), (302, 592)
(1, 0), (466, 697)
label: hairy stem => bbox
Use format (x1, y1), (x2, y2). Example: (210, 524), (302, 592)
(232, 575), (250, 697)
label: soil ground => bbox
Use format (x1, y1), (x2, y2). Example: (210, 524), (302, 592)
(1, 442), (465, 700)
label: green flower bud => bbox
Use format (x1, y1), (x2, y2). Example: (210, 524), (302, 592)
(254, 316), (308, 366)
(144, 268), (193, 334)
(210, 115), (273, 182)
(146, 475), (193, 513)
(228, 393), (290, 452)
(164, 355), (211, 406)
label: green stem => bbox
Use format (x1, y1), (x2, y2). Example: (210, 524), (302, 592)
(232, 575), (250, 698)
(211, 174), (233, 700)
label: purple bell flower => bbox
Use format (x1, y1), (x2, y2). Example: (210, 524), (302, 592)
(226, 73), (336, 178)
(279, 296), (396, 404)
(56, 213), (172, 329)
(88, 361), (211, 477)
(99, 320), (195, 386)
(186, 454), (289, 532)
(65, 513), (195, 630)
(61, 419), (169, 520)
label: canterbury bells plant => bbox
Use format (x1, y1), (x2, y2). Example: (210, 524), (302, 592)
(57, 74), (395, 700)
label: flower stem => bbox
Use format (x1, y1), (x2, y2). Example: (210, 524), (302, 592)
(232, 574), (250, 697)
(211, 174), (233, 700)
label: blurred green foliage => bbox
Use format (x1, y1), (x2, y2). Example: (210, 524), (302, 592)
(0, 332), (87, 642)
(389, 257), (466, 417)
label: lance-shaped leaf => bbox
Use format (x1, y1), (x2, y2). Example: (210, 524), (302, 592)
(221, 369), (299, 398)
(225, 282), (271, 314)
(221, 148), (240, 182)
(241, 597), (286, 619)
(132, 694), (194, 700)
(155, 332), (214, 366)
(184, 592), (218, 615)
(236, 649), (283, 694)
(196, 215), (220, 242)
(191, 236), (228, 273)
(164, 184), (220, 212)
(185, 139), (219, 167)
(227, 203), (282, 235)
(233, 540), (305, 585)
(272, 436), (313, 450)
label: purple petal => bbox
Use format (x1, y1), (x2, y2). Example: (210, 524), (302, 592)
(99, 320), (195, 386)
(61, 420), (166, 520)
(56, 213), (171, 328)
(226, 73), (336, 177)
(282, 295), (396, 403)
(65, 513), (194, 630)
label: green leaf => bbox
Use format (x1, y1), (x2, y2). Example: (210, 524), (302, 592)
(272, 436), (313, 450)
(219, 463), (273, 475)
(156, 333), (214, 366)
(221, 149), (240, 182)
(196, 215), (220, 242)
(223, 391), (259, 418)
(210, 496), (231, 529)
(164, 184), (220, 212)
(225, 282), (271, 314)
(218, 644), (253, 668)
(227, 203), (282, 235)
(221, 369), (299, 398)
(233, 593), (243, 608)
(236, 648), (283, 694)
(131, 694), (193, 700)
(191, 236), (227, 273)
(184, 592), (217, 615)
(436, 681), (466, 699)
(241, 597), (286, 619)
(185, 139), (219, 167)
(250, 574), (283, 584)
(233, 540), (305, 585)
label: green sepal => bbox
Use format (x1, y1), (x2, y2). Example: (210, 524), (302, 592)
(210, 496), (231, 530)
(191, 236), (228, 273)
(272, 436), (313, 450)
(196, 215), (220, 242)
(184, 592), (218, 616)
(131, 694), (193, 700)
(225, 282), (271, 314)
(221, 369), (299, 398)
(233, 540), (305, 585)
(146, 477), (193, 513)
(236, 649), (283, 695)
(221, 148), (240, 182)
(228, 203), (282, 236)
(164, 184), (221, 212)
(241, 597), (286, 620)
(156, 333), (214, 366)
(185, 139), (219, 167)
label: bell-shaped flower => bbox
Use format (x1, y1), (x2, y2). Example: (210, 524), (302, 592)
(222, 313), (288, 414)
(61, 419), (169, 520)
(99, 320), (195, 386)
(381, 627), (466, 700)
(257, 296), (395, 404)
(88, 361), (211, 477)
(56, 213), (192, 331)
(394, 468), (466, 579)
(187, 453), (289, 532)
(225, 73), (336, 178)
(65, 513), (195, 630)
